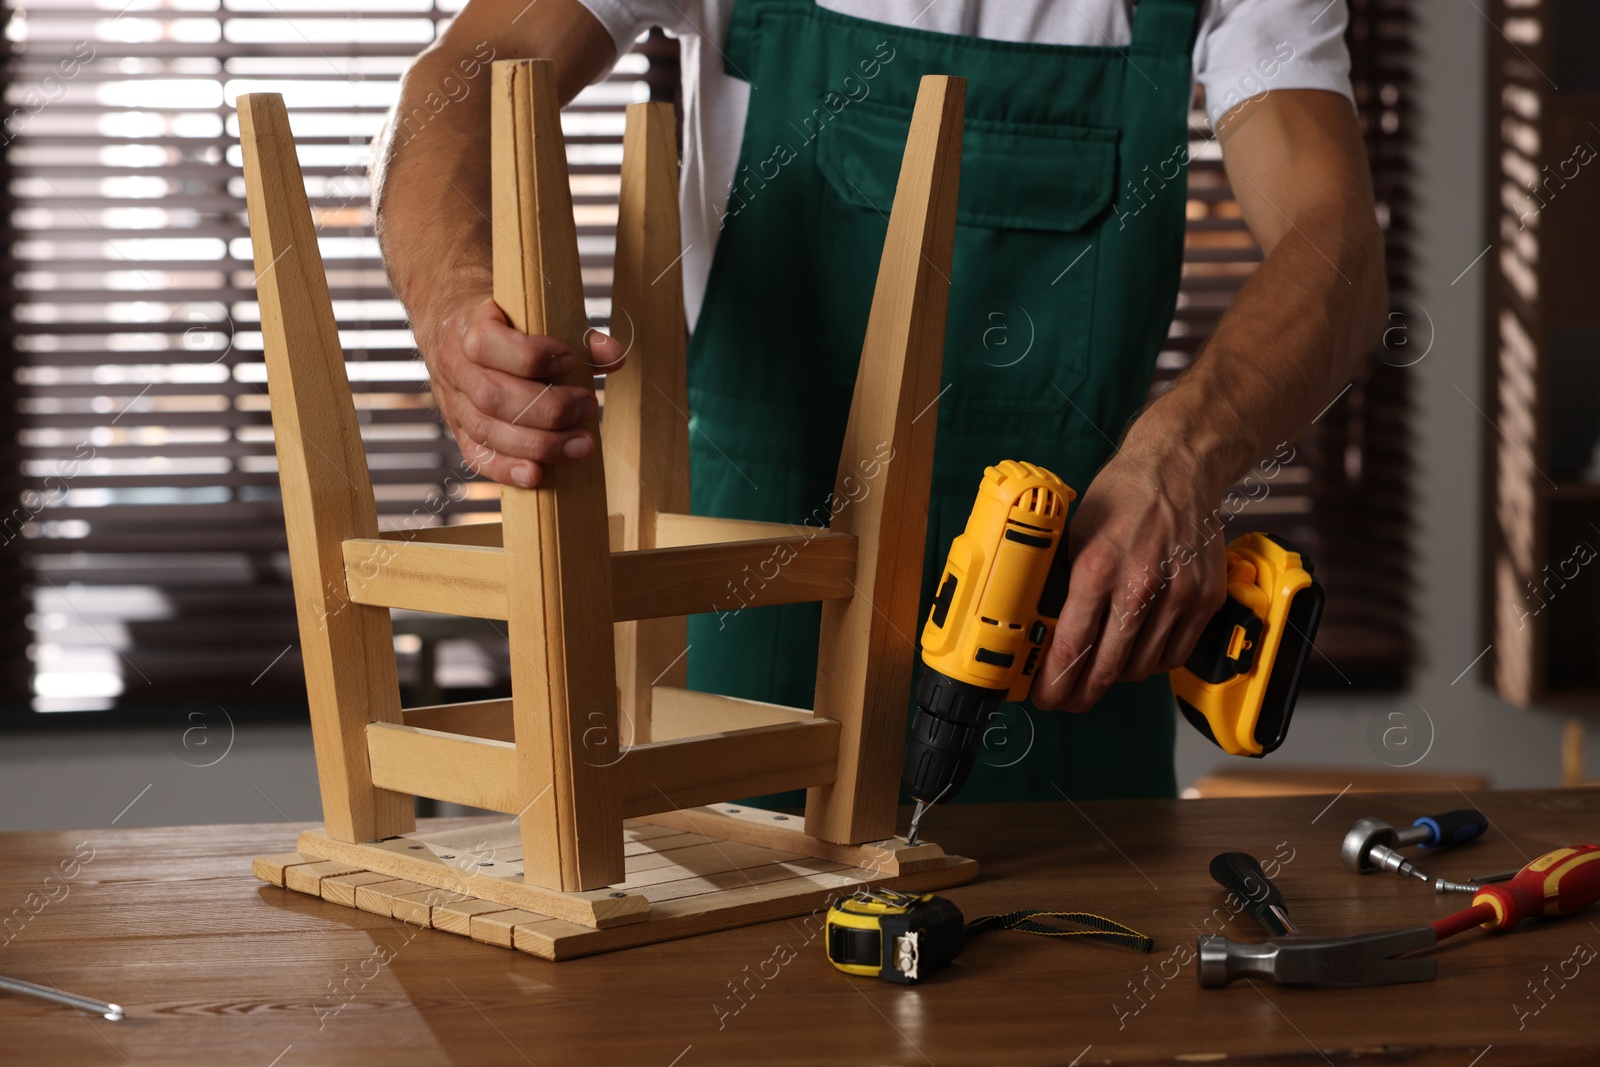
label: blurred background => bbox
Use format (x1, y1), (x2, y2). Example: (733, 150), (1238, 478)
(0, 0), (1595, 831)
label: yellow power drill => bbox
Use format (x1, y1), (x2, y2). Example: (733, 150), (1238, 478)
(902, 461), (1324, 844)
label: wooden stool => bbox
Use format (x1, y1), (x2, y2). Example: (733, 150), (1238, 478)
(241, 60), (976, 959)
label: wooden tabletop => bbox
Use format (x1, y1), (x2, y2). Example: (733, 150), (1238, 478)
(4, 789), (1598, 1066)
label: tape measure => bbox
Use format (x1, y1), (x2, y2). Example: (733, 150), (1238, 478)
(825, 889), (1154, 984)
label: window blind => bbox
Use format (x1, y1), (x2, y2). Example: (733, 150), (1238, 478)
(4, 2), (665, 713)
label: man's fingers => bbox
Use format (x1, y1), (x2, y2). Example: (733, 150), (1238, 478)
(454, 434), (543, 489)
(1032, 585), (1108, 711)
(463, 314), (577, 380)
(1157, 599), (1218, 675)
(585, 329), (626, 373)
(462, 369), (598, 432)
(1064, 590), (1144, 712)
(456, 408), (594, 468)
(1121, 602), (1182, 681)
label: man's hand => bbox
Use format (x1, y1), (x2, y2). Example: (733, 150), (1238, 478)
(1031, 89), (1387, 712)
(1031, 450), (1227, 712)
(421, 293), (625, 488)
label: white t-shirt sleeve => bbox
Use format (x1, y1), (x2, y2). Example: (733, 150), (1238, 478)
(1195, 0), (1355, 127)
(575, 0), (708, 56)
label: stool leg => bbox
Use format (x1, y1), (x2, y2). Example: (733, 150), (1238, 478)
(239, 93), (414, 845)
(806, 77), (965, 845)
(493, 60), (625, 891)
(604, 101), (691, 744)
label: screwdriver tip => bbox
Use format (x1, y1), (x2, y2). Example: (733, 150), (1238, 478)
(906, 800), (928, 846)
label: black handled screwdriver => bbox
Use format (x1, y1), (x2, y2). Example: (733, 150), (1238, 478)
(1209, 851), (1297, 937)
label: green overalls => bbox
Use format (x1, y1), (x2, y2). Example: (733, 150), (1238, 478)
(683, 0), (1200, 802)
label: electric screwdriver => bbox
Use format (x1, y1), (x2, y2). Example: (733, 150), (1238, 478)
(902, 461), (1323, 844)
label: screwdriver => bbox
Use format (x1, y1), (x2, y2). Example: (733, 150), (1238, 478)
(0, 973), (123, 1020)
(1209, 851), (1297, 936)
(1430, 844), (1600, 941)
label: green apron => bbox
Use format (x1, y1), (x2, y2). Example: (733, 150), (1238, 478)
(684, 0), (1199, 801)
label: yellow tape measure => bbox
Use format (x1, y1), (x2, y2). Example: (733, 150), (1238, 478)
(825, 889), (1154, 984)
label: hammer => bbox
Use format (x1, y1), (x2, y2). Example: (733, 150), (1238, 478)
(1339, 809), (1488, 882)
(1197, 851), (1437, 988)
(1199, 844), (1600, 988)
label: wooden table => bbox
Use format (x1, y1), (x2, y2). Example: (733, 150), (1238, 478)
(4, 790), (1598, 1065)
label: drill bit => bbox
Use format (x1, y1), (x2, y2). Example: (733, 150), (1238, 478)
(906, 800), (930, 846)
(1367, 845), (1431, 882)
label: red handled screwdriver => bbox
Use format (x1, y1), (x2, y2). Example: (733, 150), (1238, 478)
(1431, 844), (1600, 941)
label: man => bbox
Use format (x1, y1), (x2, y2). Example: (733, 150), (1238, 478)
(374, 0), (1385, 802)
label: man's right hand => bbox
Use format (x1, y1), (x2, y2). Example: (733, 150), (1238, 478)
(423, 293), (625, 488)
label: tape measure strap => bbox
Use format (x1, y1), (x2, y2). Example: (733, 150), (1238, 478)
(965, 909), (1155, 953)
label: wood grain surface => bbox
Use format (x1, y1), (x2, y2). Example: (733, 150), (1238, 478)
(3, 790), (1598, 1065)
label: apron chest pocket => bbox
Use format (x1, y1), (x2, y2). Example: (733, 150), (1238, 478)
(818, 103), (1118, 232)
(817, 103), (1121, 417)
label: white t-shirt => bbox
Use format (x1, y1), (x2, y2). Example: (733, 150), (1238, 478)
(578, 0), (1355, 327)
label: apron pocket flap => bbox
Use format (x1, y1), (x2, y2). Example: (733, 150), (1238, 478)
(818, 103), (1118, 233)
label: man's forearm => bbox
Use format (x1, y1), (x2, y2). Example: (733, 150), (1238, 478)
(372, 2), (616, 357)
(373, 46), (499, 353)
(1121, 198), (1386, 493)
(1118, 91), (1387, 497)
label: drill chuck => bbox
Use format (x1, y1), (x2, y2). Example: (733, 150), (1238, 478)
(903, 667), (1006, 806)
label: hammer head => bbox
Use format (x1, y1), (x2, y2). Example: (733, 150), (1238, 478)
(1340, 817), (1398, 873)
(1198, 926), (1438, 988)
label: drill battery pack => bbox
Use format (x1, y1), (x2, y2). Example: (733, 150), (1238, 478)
(1172, 533), (1325, 758)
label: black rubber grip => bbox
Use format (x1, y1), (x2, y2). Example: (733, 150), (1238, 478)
(1209, 851), (1292, 936)
(902, 669), (1005, 806)
(1413, 809), (1489, 849)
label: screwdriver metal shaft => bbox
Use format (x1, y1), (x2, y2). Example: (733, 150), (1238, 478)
(0, 973), (122, 1020)
(906, 800), (930, 846)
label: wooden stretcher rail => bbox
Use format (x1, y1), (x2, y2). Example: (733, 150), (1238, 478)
(377, 513), (756, 551)
(377, 523), (506, 547)
(614, 718), (841, 818)
(648, 686), (816, 741)
(398, 688), (819, 747)
(401, 698), (515, 742)
(368, 715), (839, 821)
(341, 531), (859, 622)
(652, 512), (806, 548)
(366, 722), (519, 814)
